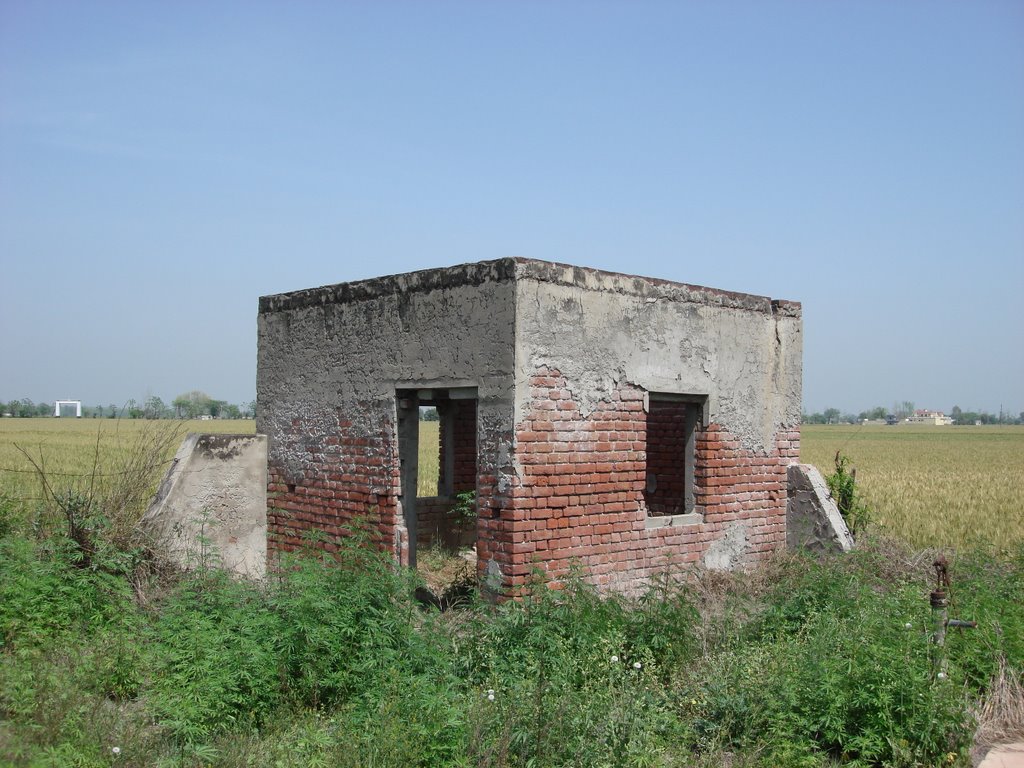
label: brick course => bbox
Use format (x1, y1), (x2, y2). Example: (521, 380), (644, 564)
(267, 406), (400, 557)
(258, 259), (802, 598)
(502, 368), (799, 595)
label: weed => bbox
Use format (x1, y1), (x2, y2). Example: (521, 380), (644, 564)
(449, 489), (477, 535)
(827, 451), (872, 536)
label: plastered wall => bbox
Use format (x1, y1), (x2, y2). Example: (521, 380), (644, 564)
(257, 261), (517, 563)
(141, 433), (267, 578)
(506, 262), (802, 593)
(257, 258), (802, 596)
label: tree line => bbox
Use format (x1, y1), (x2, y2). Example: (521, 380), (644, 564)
(2, 391), (255, 420)
(803, 402), (1023, 426)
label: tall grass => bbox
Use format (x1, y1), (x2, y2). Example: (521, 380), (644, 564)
(2, 509), (1020, 766)
(0, 418), (255, 501)
(0, 418), (1021, 765)
(801, 425), (1024, 550)
(416, 420), (441, 497)
(8, 420), (1018, 551)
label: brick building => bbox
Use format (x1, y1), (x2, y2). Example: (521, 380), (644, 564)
(257, 259), (802, 596)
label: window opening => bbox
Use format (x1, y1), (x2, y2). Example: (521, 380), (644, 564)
(644, 394), (704, 519)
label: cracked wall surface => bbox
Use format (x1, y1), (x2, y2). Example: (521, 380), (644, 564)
(257, 258), (802, 595)
(257, 261), (516, 564)
(512, 260), (801, 454)
(142, 434), (267, 578)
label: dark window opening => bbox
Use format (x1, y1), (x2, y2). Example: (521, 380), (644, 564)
(644, 394), (703, 517)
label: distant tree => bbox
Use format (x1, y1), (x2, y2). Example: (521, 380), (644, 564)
(173, 391), (212, 419)
(951, 405), (963, 424)
(244, 400), (256, 419)
(35, 401), (50, 417)
(222, 403), (241, 420)
(108, 403), (118, 419)
(823, 407), (841, 425)
(208, 399), (227, 419)
(144, 396), (168, 419)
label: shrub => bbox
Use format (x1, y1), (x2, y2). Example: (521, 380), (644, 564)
(459, 571), (698, 766)
(827, 451), (872, 536)
(0, 532), (135, 650)
(687, 551), (977, 766)
(146, 569), (283, 742)
(270, 531), (441, 710)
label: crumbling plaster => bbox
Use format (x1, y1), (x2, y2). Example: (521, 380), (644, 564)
(511, 260), (802, 454)
(257, 258), (804, 590)
(257, 261), (518, 490)
(141, 433), (267, 578)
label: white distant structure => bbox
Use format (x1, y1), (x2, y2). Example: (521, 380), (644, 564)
(905, 409), (953, 426)
(54, 400), (83, 418)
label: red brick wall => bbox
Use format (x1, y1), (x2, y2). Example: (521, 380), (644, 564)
(438, 400), (477, 494)
(267, 398), (490, 571)
(264, 373), (800, 598)
(415, 496), (450, 545)
(504, 368), (799, 595)
(266, 405), (400, 558)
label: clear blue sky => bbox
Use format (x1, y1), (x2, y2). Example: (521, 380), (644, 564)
(2, 1), (1021, 416)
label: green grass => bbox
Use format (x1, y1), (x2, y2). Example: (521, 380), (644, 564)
(1, 512), (1019, 767)
(0, 418), (1021, 765)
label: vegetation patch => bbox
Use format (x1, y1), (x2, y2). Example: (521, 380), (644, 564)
(0, 420), (1021, 765)
(801, 425), (1024, 549)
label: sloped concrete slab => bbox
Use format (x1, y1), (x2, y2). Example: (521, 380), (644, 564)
(978, 743), (1024, 768)
(787, 463), (854, 553)
(141, 433), (267, 578)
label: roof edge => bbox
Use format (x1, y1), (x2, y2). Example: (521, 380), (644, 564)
(511, 258), (801, 316)
(258, 258), (518, 313)
(258, 257), (801, 316)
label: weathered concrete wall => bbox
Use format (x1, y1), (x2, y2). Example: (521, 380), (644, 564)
(257, 261), (517, 568)
(786, 463), (854, 553)
(256, 258), (803, 596)
(141, 434), (267, 578)
(509, 260), (802, 593)
(512, 260), (802, 450)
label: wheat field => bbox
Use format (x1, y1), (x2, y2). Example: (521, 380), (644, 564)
(0, 418), (256, 502)
(2, 418), (1020, 550)
(800, 424), (1024, 550)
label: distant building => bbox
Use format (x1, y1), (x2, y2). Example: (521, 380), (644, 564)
(905, 409), (953, 426)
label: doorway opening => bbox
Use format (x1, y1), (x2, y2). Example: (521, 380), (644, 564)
(396, 387), (478, 575)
